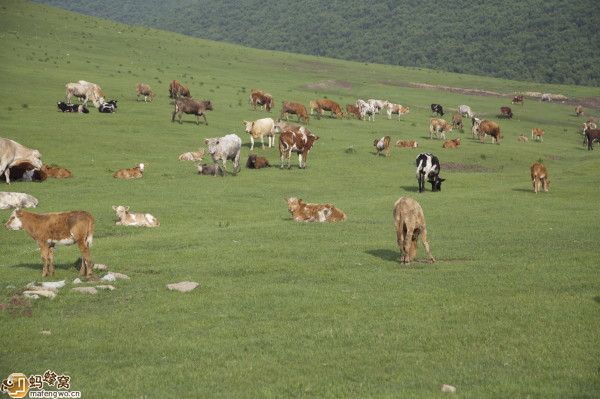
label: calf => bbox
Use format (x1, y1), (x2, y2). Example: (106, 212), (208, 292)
(98, 102), (116, 113)
(431, 103), (444, 116)
(249, 89), (273, 112)
(246, 154), (271, 169)
(113, 163), (144, 179)
(0, 192), (38, 209)
(442, 138), (461, 148)
(530, 163), (549, 193)
(5, 209), (94, 277)
(429, 118), (453, 140)
(136, 83), (155, 102)
(314, 99), (343, 119)
(477, 120), (502, 144)
(243, 118), (276, 150)
(512, 95), (524, 105)
(393, 196), (435, 264)
(451, 113), (463, 131)
(458, 104), (474, 118)
(178, 149), (205, 161)
(416, 153), (444, 192)
(279, 129), (319, 169)
(0, 138), (43, 184)
(172, 98), (213, 125)
(112, 205), (159, 227)
(42, 164), (72, 178)
(585, 128), (600, 150)
(57, 102), (89, 113)
(575, 105), (584, 117)
(205, 134), (242, 173)
(286, 197), (346, 222)
(280, 101), (309, 124)
(517, 134), (529, 142)
(385, 103), (410, 120)
(197, 163), (225, 176)
(373, 136), (391, 156)
(396, 140), (418, 148)
(531, 128), (545, 141)
(499, 106), (513, 119)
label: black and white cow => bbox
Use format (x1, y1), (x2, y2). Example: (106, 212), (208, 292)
(98, 100), (117, 113)
(57, 102), (89, 113)
(416, 153), (445, 192)
(431, 104), (444, 117)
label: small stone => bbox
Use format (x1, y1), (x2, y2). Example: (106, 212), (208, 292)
(41, 280), (65, 290)
(26, 285), (57, 293)
(23, 290), (56, 299)
(102, 272), (129, 281)
(71, 287), (98, 295)
(95, 285), (115, 291)
(101, 273), (116, 282)
(93, 263), (108, 271)
(167, 281), (199, 293)
(40, 330), (51, 336)
(441, 384), (457, 393)
(73, 278), (82, 284)
(23, 292), (40, 299)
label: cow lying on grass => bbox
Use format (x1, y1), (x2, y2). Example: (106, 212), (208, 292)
(57, 102), (89, 113)
(113, 163), (144, 179)
(396, 140), (418, 148)
(286, 197), (347, 222)
(246, 154), (271, 169)
(197, 164), (225, 176)
(112, 205), (159, 227)
(0, 192), (38, 209)
(42, 164), (72, 178)
(7, 162), (47, 182)
(178, 149), (205, 161)
(393, 196), (435, 264)
(442, 138), (461, 148)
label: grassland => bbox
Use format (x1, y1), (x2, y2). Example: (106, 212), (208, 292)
(0, 1), (599, 397)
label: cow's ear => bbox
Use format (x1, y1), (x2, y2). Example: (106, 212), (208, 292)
(204, 139), (209, 144)
(124, 206), (130, 211)
(242, 121), (247, 125)
(439, 178), (446, 182)
(112, 205), (117, 211)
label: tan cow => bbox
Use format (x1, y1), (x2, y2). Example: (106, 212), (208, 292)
(112, 205), (159, 227)
(451, 113), (463, 131)
(136, 83), (155, 102)
(113, 163), (144, 179)
(396, 140), (418, 148)
(477, 120), (502, 144)
(178, 149), (205, 161)
(314, 99), (343, 119)
(345, 104), (361, 119)
(393, 197), (435, 264)
(5, 209), (94, 276)
(575, 105), (584, 117)
(286, 197), (347, 222)
(243, 118), (276, 150)
(42, 164), (72, 178)
(280, 101), (309, 124)
(530, 163), (549, 193)
(429, 118), (453, 140)
(442, 138), (461, 148)
(385, 103), (410, 120)
(373, 136), (391, 156)
(0, 138), (43, 184)
(531, 128), (544, 141)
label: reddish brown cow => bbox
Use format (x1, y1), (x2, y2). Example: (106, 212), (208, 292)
(346, 104), (361, 119)
(280, 101), (309, 124)
(315, 99), (343, 119)
(451, 113), (463, 131)
(113, 163), (144, 179)
(169, 80), (190, 99)
(478, 120), (502, 144)
(499, 106), (513, 119)
(279, 129), (319, 169)
(42, 164), (72, 178)
(530, 163), (549, 193)
(442, 138), (461, 148)
(5, 209), (95, 277)
(246, 154), (271, 169)
(531, 128), (545, 141)
(286, 197), (347, 222)
(249, 89), (274, 112)
(396, 140), (418, 148)
(512, 95), (524, 105)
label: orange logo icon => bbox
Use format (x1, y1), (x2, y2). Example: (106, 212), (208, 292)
(1, 373), (30, 398)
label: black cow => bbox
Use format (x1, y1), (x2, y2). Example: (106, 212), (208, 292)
(431, 104), (444, 117)
(416, 153), (445, 192)
(57, 101), (89, 113)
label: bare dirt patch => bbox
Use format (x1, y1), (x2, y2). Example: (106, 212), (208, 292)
(441, 162), (492, 173)
(303, 79), (352, 91)
(545, 154), (563, 161)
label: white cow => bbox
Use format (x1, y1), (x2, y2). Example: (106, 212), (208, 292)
(385, 103), (410, 120)
(356, 99), (376, 122)
(0, 192), (38, 209)
(471, 117), (482, 139)
(367, 99), (388, 114)
(243, 118), (276, 150)
(112, 205), (159, 227)
(205, 134), (242, 173)
(458, 105), (474, 118)
(65, 80), (105, 107)
(0, 138), (43, 184)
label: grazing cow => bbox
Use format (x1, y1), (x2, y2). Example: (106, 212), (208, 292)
(314, 99), (343, 119)
(575, 105), (584, 117)
(42, 164), (72, 178)
(356, 99), (376, 121)
(0, 192), (38, 209)
(582, 120), (597, 142)
(585, 128), (600, 150)
(279, 129), (319, 169)
(477, 120), (502, 144)
(541, 93), (552, 102)
(205, 134), (242, 173)
(442, 138), (461, 148)
(531, 128), (545, 142)
(384, 103), (410, 120)
(499, 106), (513, 119)
(136, 83), (155, 102)
(429, 118), (453, 140)
(273, 120), (308, 134)
(169, 80), (190, 99)
(280, 101), (309, 124)
(396, 140), (418, 148)
(517, 134), (529, 142)
(512, 95), (524, 105)
(309, 100), (319, 115)
(246, 154), (271, 169)
(5, 209), (94, 277)
(416, 153), (444, 192)
(113, 163), (144, 179)
(178, 149), (205, 161)
(0, 138), (43, 184)
(112, 205), (159, 227)
(471, 117), (482, 139)
(7, 162), (47, 182)
(458, 105), (474, 118)
(373, 136), (391, 156)
(346, 104), (361, 119)
(171, 98), (213, 125)
(65, 80), (105, 107)
(451, 113), (464, 131)
(57, 102), (89, 113)
(197, 163), (225, 176)
(393, 197), (435, 264)
(243, 118), (276, 150)
(530, 163), (549, 193)
(286, 197), (346, 222)
(249, 89), (273, 112)
(367, 99), (388, 114)
(431, 103), (444, 116)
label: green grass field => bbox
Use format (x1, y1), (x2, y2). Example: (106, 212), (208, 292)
(1, 1), (599, 397)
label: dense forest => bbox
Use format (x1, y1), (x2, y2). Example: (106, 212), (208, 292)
(35, 0), (600, 86)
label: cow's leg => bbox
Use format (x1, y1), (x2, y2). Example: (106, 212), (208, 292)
(420, 228), (435, 263)
(39, 244), (50, 277)
(298, 153), (304, 169)
(0, 162), (10, 184)
(396, 223), (406, 263)
(250, 136), (255, 151)
(178, 112), (183, 124)
(261, 136), (265, 150)
(286, 151), (292, 169)
(233, 152), (241, 173)
(402, 226), (413, 264)
(78, 240), (92, 276)
(171, 110), (177, 123)
(48, 247), (56, 276)
(280, 152), (285, 169)
(202, 114), (208, 125)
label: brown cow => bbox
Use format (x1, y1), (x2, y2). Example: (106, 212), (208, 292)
(249, 89), (274, 112)
(309, 100), (319, 115)
(113, 163), (144, 179)
(168, 80), (190, 99)
(5, 209), (94, 276)
(42, 164), (72, 178)
(246, 154), (271, 169)
(531, 128), (544, 142)
(512, 95), (524, 105)
(279, 129), (319, 169)
(442, 138), (461, 148)
(171, 98), (213, 125)
(280, 101), (309, 124)
(314, 99), (343, 119)
(584, 128), (600, 150)
(499, 106), (513, 118)
(393, 197), (434, 264)
(396, 140), (418, 148)
(530, 163), (549, 193)
(477, 120), (502, 144)
(286, 197), (347, 222)
(373, 136), (391, 156)
(575, 105), (584, 117)
(136, 83), (155, 102)
(346, 104), (361, 119)
(451, 113), (464, 131)
(429, 118), (453, 140)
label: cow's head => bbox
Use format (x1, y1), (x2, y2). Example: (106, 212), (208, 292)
(138, 163), (145, 171)
(243, 120), (254, 133)
(203, 101), (213, 111)
(112, 205), (129, 217)
(286, 197), (302, 213)
(205, 138), (219, 154)
(428, 176), (445, 192)
(5, 209), (23, 230)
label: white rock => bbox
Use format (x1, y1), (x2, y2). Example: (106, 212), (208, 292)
(102, 272), (129, 281)
(23, 292), (40, 299)
(71, 287), (98, 295)
(73, 278), (82, 284)
(40, 330), (52, 336)
(93, 263), (108, 271)
(441, 384), (457, 393)
(41, 280), (65, 290)
(95, 285), (115, 291)
(101, 273), (116, 282)
(26, 285), (57, 293)
(6, 285), (15, 289)
(23, 289), (56, 299)
(166, 281), (199, 293)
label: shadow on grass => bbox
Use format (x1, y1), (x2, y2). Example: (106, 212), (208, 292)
(366, 249), (398, 262)
(13, 262), (80, 272)
(512, 188), (533, 192)
(400, 186), (420, 193)
(593, 296), (600, 304)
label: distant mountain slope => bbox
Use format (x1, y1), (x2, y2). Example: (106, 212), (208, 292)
(35, 0), (600, 86)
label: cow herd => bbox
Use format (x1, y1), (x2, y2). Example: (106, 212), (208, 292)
(1, 77), (598, 274)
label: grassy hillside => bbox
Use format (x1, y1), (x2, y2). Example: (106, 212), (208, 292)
(34, 0), (600, 86)
(1, 1), (599, 397)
